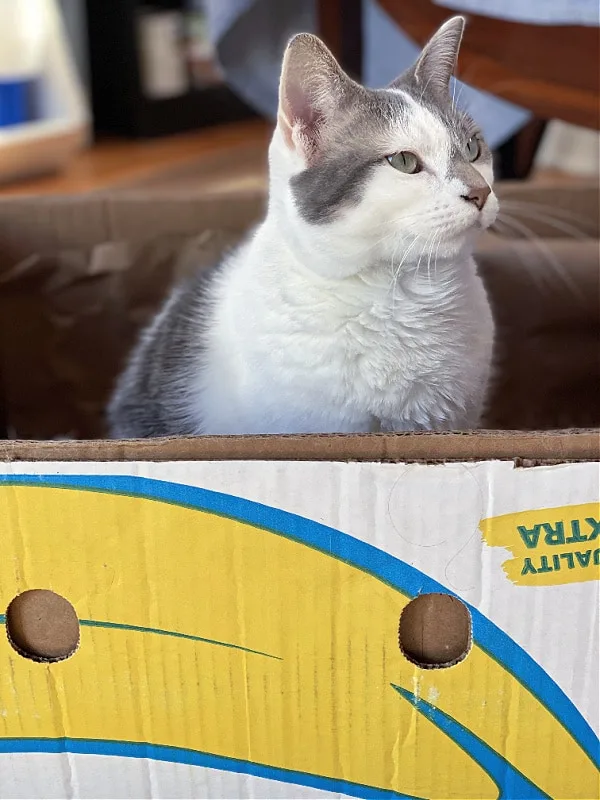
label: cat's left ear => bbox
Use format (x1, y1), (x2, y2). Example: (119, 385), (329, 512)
(392, 16), (465, 97)
(278, 33), (357, 164)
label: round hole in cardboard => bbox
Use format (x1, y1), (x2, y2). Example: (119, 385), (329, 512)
(5, 590), (79, 663)
(399, 593), (471, 668)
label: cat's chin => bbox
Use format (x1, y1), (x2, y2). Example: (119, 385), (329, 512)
(435, 228), (481, 259)
(436, 219), (482, 243)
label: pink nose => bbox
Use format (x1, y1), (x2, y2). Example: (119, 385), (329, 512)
(462, 185), (491, 211)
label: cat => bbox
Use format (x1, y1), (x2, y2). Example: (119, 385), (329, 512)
(108, 16), (497, 438)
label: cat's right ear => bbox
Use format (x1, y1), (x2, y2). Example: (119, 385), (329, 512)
(391, 16), (465, 98)
(278, 34), (354, 164)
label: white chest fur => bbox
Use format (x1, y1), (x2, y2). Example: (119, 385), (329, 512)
(197, 227), (494, 435)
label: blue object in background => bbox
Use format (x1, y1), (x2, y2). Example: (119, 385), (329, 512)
(203, 0), (532, 149)
(0, 79), (31, 127)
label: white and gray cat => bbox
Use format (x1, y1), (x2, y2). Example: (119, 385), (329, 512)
(108, 16), (497, 438)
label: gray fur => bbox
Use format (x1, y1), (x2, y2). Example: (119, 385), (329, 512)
(290, 88), (393, 223)
(291, 151), (378, 225)
(108, 270), (215, 438)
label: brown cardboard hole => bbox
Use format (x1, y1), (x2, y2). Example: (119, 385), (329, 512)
(6, 590), (79, 662)
(399, 593), (471, 668)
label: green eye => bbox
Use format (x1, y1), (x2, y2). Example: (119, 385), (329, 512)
(465, 135), (481, 162)
(387, 151), (421, 174)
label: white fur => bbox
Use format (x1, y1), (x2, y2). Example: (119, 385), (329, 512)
(181, 93), (497, 435)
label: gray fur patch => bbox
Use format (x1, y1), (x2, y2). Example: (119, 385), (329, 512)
(291, 155), (378, 224)
(291, 88), (409, 224)
(107, 269), (215, 438)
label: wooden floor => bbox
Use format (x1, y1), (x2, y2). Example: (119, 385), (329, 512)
(0, 120), (271, 197)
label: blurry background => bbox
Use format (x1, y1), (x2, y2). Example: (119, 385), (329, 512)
(0, 0), (598, 195)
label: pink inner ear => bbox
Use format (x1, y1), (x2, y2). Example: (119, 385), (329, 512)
(281, 80), (323, 160)
(285, 81), (314, 125)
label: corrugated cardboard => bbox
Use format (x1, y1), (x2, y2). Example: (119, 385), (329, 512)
(0, 458), (598, 798)
(0, 184), (598, 798)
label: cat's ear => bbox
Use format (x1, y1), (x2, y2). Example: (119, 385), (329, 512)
(278, 33), (355, 163)
(392, 16), (465, 97)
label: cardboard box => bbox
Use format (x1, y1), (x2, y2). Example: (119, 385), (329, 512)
(0, 184), (598, 799)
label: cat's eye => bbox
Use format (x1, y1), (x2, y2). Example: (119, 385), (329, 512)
(386, 151), (421, 174)
(465, 136), (481, 162)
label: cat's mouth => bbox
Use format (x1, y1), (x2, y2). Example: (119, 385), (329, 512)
(461, 205), (497, 234)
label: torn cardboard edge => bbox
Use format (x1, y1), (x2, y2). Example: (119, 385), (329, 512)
(1, 429), (598, 463)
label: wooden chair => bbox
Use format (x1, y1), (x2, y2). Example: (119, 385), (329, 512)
(318, 0), (599, 178)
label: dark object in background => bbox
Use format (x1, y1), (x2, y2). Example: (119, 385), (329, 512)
(0, 366), (8, 439)
(495, 119), (548, 180)
(85, 0), (255, 138)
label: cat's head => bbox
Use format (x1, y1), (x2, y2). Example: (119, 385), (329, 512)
(271, 16), (498, 278)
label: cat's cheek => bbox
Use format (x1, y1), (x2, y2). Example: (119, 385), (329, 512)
(383, 175), (431, 224)
(357, 170), (427, 236)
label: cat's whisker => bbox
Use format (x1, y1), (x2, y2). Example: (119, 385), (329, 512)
(501, 199), (590, 225)
(397, 232), (434, 308)
(389, 232), (422, 304)
(425, 229), (438, 288)
(371, 215), (420, 233)
(404, 238), (424, 296)
(354, 221), (414, 258)
(434, 229), (444, 283)
(412, 231), (432, 283)
(500, 201), (593, 238)
(453, 81), (466, 111)
(493, 215), (585, 300)
(372, 207), (454, 232)
(389, 235), (406, 295)
(394, 233), (420, 280)
(361, 226), (402, 256)
(493, 218), (558, 291)
(388, 230), (412, 304)
(502, 210), (588, 241)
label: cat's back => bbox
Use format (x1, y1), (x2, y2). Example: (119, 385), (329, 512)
(107, 269), (214, 438)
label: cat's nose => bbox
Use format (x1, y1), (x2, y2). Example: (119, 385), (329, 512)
(461, 185), (491, 211)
